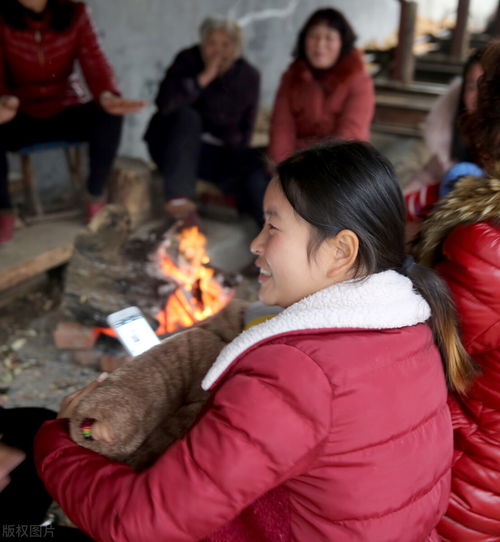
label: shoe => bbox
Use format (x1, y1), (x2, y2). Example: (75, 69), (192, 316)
(0, 212), (15, 244)
(86, 201), (106, 222)
(165, 198), (197, 220)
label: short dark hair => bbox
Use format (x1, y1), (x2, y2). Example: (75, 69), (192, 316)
(293, 8), (357, 62)
(276, 140), (405, 275)
(0, 0), (77, 31)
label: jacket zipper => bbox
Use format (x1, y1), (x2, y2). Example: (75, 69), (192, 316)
(34, 30), (45, 65)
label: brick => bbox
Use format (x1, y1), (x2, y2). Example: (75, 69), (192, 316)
(53, 321), (98, 350)
(72, 350), (101, 368)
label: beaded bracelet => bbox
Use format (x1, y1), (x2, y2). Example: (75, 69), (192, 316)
(80, 418), (95, 441)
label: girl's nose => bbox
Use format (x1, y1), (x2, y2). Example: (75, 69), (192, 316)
(250, 230), (264, 255)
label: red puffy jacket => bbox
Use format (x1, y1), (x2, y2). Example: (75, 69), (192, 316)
(416, 177), (500, 540)
(268, 49), (374, 164)
(36, 271), (451, 542)
(0, 2), (119, 118)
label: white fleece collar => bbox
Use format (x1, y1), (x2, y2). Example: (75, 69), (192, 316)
(202, 270), (430, 390)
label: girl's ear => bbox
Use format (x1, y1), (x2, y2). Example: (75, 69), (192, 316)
(325, 229), (359, 280)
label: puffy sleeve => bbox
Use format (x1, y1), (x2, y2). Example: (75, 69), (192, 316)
(74, 4), (120, 99)
(438, 222), (500, 356)
(334, 70), (374, 142)
(35, 343), (332, 542)
(268, 69), (297, 165)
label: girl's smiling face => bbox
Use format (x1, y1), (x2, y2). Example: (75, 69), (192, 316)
(250, 178), (338, 308)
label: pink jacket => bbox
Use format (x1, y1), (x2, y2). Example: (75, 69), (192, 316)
(0, 2), (119, 118)
(36, 271), (451, 542)
(268, 49), (374, 164)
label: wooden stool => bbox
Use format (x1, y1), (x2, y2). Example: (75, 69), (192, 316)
(16, 141), (84, 218)
(108, 157), (153, 230)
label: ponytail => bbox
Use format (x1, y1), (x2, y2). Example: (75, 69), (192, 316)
(403, 261), (479, 394)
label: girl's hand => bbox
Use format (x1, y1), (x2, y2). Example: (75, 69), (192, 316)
(0, 95), (19, 124)
(99, 92), (146, 115)
(58, 372), (109, 419)
(90, 421), (115, 444)
(0, 443), (25, 493)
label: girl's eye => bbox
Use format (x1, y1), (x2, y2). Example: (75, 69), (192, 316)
(268, 223), (277, 232)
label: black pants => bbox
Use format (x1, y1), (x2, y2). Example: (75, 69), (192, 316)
(145, 106), (269, 223)
(0, 407), (93, 541)
(0, 101), (123, 209)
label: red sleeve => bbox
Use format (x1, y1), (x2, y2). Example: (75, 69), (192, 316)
(334, 71), (374, 142)
(35, 344), (331, 542)
(268, 70), (297, 165)
(74, 4), (120, 100)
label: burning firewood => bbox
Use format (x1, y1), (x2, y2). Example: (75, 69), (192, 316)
(61, 205), (236, 336)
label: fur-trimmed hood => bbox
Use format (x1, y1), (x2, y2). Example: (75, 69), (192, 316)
(202, 270), (430, 389)
(415, 176), (500, 266)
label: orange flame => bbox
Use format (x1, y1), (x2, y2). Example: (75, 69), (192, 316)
(94, 226), (232, 341)
(154, 226), (233, 334)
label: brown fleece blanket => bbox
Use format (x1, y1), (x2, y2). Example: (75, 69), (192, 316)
(70, 298), (248, 470)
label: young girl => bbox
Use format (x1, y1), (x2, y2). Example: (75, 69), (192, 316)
(35, 141), (475, 542)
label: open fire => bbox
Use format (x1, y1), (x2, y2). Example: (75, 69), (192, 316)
(154, 225), (234, 333)
(97, 224), (234, 339)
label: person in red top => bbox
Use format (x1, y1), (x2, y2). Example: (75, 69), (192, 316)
(268, 8), (374, 165)
(416, 176), (500, 542)
(416, 39), (500, 541)
(35, 141), (476, 542)
(0, 0), (145, 243)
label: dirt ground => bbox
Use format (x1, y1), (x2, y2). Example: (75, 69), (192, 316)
(0, 267), (260, 414)
(0, 272), (99, 413)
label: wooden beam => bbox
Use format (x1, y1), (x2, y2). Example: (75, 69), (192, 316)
(494, 0), (500, 36)
(0, 245), (74, 291)
(0, 220), (82, 291)
(392, 1), (418, 84)
(450, 0), (470, 59)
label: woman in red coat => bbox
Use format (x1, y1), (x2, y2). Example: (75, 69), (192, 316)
(0, 0), (145, 243)
(416, 176), (500, 541)
(268, 8), (374, 164)
(35, 141), (477, 542)
(416, 40), (500, 541)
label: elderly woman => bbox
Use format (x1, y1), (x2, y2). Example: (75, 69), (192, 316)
(0, 0), (145, 243)
(269, 8), (374, 164)
(144, 17), (261, 221)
